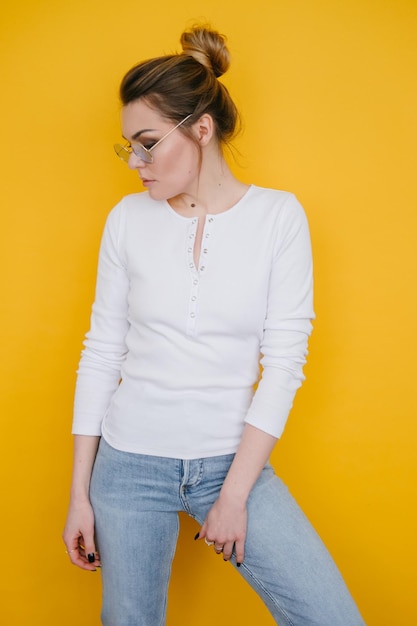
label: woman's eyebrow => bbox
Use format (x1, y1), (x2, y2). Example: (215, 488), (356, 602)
(130, 128), (157, 141)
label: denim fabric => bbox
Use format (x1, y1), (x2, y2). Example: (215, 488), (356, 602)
(90, 438), (365, 626)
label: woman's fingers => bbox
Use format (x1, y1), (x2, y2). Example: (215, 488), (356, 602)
(195, 498), (246, 565)
(64, 533), (101, 570)
(63, 500), (100, 571)
(222, 540), (234, 561)
(195, 533), (243, 564)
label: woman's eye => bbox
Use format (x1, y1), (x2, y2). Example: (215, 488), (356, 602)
(143, 141), (156, 150)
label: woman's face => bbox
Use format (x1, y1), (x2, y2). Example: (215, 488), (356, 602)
(121, 99), (200, 201)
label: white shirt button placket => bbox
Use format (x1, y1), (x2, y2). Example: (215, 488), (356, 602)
(186, 219), (199, 335)
(186, 216), (214, 336)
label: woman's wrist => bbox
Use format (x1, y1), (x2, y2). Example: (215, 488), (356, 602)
(69, 487), (91, 505)
(219, 478), (251, 505)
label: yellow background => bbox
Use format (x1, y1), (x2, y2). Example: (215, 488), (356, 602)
(1, 0), (416, 624)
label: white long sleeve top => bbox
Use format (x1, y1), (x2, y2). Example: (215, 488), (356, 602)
(72, 185), (314, 459)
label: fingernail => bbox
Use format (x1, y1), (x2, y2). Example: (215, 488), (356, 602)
(88, 553), (96, 563)
(194, 532), (200, 540)
(237, 562), (241, 568)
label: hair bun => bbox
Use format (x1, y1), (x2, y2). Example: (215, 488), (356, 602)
(180, 25), (230, 78)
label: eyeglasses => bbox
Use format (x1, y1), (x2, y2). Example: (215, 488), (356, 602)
(114, 114), (192, 164)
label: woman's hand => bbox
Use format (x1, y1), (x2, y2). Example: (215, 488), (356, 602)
(63, 499), (101, 571)
(196, 425), (279, 566)
(63, 435), (101, 571)
(197, 493), (247, 565)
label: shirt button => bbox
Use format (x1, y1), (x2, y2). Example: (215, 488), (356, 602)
(203, 249), (208, 254)
(193, 279), (198, 285)
(188, 247), (193, 252)
(200, 266), (205, 271)
(189, 263), (193, 268)
(191, 296), (197, 301)
(190, 312), (195, 318)
(208, 217), (214, 223)
(205, 233), (210, 238)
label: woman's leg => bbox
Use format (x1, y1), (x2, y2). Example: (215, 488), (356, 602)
(235, 464), (366, 625)
(90, 439), (181, 626)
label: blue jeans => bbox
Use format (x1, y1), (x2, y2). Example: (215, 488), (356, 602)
(90, 438), (365, 626)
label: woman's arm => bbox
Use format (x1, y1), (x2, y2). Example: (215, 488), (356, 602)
(62, 435), (101, 571)
(64, 204), (129, 568)
(197, 423), (277, 564)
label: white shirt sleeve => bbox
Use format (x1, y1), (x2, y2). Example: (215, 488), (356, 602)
(72, 203), (130, 435)
(244, 195), (314, 438)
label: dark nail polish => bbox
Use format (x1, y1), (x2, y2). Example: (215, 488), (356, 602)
(237, 562), (241, 568)
(88, 553), (95, 563)
(194, 532), (200, 540)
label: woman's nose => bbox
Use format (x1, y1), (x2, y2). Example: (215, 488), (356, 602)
(128, 152), (147, 170)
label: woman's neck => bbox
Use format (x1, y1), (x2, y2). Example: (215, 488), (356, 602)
(168, 162), (249, 217)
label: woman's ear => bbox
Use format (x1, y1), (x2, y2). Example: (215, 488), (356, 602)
(192, 114), (215, 146)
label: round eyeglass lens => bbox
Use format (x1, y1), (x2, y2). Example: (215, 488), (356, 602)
(114, 144), (130, 163)
(131, 145), (153, 163)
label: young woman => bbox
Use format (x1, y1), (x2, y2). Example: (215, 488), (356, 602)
(63, 25), (365, 626)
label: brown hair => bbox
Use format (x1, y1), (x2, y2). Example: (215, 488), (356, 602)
(119, 25), (240, 145)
